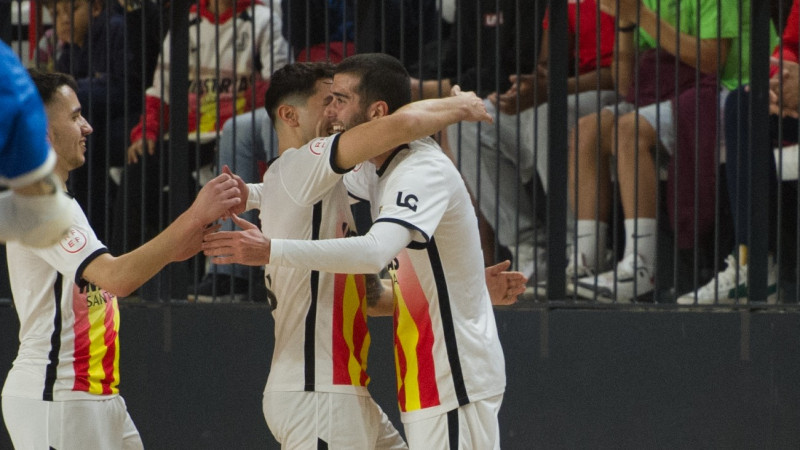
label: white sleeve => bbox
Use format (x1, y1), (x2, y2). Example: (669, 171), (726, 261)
(373, 155), (449, 242)
(271, 221), (413, 274)
(279, 134), (352, 206)
(246, 183), (262, 211)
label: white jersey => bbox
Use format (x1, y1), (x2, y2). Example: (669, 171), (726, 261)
(145, 0), (290, 140)
(3, 198), (121, 402)
(248, 134), (372, 396)
(344, 137), (506, 423)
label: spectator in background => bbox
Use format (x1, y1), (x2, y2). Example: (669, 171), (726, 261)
(678, 0), (799, 305)
(448, 0), (617, 284)
(407, 0), (538, 100)
(568, 0), (771, 302)
(112, 0), (289, 260)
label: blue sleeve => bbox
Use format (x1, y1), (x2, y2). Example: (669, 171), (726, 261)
(0, 42), (52, 186)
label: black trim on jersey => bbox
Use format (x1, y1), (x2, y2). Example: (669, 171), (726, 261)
(328, 133), (352, 174)
(428, 237), (470, 406)
(347, 191), (369, 203)
(304, 201), (323, 391)
(75, 248), (110, 287)
(317, 439), (329, 449)
(375, 144), (409, 177)
(43, 273), (64, 401)
(447, 408), (460, 449)
(374, 217), (430, 248)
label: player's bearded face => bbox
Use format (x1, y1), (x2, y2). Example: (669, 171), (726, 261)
(327, 73), (370, 133)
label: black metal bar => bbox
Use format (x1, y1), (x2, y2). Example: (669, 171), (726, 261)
(747, 0), (772, 302)
(545, 0), (567, 299)
(167, 0), (191, 300)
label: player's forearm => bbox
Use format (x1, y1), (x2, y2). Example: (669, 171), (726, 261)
(335, 93), (487, 168)
(83, 213), (201, 297)
(271, 221), (412, 274)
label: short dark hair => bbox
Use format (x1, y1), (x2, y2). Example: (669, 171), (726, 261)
(264, 61), (336, 123)
(27, 69), (78, 106)
(334, 53), (411, 114)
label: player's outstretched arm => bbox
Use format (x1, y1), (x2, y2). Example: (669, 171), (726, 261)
(81, 174), (240, 297)
(485, 260), (527, 306)
(334, 86), (493, 169)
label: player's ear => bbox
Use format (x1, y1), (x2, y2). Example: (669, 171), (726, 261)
(367, 100), (389, 120)
(277, 104), (299, 127)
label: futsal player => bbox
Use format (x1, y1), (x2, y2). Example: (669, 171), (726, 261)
(207, 60), (500, 448)
(206, 53), (512, 449)
(1, 70), (240, 449)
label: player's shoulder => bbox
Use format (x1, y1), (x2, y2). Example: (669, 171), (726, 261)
(401, 138), (453, 168)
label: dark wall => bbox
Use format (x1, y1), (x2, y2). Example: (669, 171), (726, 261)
(1, 305), (800, 449)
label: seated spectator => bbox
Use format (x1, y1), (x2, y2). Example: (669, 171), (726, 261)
(283, 0), (355, 62)
(112, 0), (289, 260)
(406, 0), (538, 274)
(447, 0), (617, 284)
(678, 0), (799, 304)
(47, 0), (133, 239)
(568, 0), (772, 302)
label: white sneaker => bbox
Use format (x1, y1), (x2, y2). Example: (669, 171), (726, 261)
(676, 254), (778, 305)
(534, 250), (610, 299)
(572, 253), (655, 302)
(509, 242), (547, 283)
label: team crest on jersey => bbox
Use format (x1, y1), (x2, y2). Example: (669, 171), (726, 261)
(60, 228), (88, 253)
(309, 139), (326, 155)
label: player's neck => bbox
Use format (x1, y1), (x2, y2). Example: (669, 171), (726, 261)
(370, 150), (394, 169)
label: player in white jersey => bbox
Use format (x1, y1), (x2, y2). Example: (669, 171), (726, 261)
(1, 70), (241, 449)
(205, 54), (513, 449)
(0, 41), (72, 247)
(206, 61), (507, 448)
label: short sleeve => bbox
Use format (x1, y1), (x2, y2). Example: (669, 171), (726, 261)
(30, 204), (108, 284)
(343, 163), (374, 203)
(373, 155), (450, 245)
(277, 134), (349, 206)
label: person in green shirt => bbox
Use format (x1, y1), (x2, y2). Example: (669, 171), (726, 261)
(566, 0), (764, 302)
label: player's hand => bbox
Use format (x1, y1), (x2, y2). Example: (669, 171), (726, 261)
(450, 85), (493, 124)
(127, 138), (156, 164)
(485, 260), (527, 306)
(202, 214), (271, 266)
(172, 222), (222, 262)
(221, 165), (249, 215)
(189, 173), (241, 225)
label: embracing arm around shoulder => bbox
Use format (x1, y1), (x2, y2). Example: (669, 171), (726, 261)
(334, 87), (493, 169)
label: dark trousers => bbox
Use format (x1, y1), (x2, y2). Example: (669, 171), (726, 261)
(724, 86), (799, 252)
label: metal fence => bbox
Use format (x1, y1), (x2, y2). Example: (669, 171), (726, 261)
(2, 0), (798, 308)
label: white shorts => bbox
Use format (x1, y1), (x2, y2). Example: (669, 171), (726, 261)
(2, 395), (143, 450)
(403, 394), (504, 450)
(263, 391), (407, 449)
